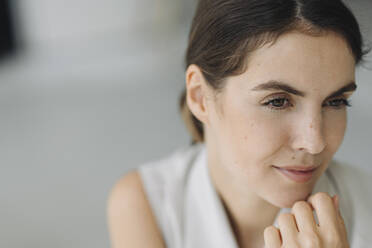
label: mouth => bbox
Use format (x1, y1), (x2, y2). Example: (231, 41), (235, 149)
(272, 165), (317, 183)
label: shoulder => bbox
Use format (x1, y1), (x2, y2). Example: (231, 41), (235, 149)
(106, 144), (205, 248)
(106, 170), (166, 248)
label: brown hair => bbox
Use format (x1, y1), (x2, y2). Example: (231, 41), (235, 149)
(179, 0), (369, 144)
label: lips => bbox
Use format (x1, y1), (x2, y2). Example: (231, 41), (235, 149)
(273, 165), (317, 172)
(273, 165), (317, 183)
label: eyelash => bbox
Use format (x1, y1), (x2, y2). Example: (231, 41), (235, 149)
(262, 96), (352, 112)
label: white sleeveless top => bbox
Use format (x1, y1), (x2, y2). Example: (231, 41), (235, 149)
(138, 143), (372, 247)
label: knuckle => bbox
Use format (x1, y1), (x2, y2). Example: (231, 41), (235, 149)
(292, 201), (312, 212)
(315, 192), (331, 201)
(264, 225), (278, 236)
(313, 192), (332, 205)
(278, 213), (294, 224)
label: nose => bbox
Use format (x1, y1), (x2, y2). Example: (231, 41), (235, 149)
(291, 111), (327, 154)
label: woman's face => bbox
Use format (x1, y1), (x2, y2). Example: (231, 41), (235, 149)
(205, 31), (356, 208)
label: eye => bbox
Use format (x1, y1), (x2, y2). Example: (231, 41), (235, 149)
(262, 96), (353, 112)
(323, 98), (352, 109)
(262, 96), (292, 111)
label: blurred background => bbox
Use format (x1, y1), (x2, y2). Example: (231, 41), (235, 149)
(0, 0), (371, 247)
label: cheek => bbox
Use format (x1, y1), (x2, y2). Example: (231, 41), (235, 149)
(223, 108), (288, 163)
(324, 111), (347, 151)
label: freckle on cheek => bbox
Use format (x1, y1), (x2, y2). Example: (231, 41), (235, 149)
(292, 156), (296, 160)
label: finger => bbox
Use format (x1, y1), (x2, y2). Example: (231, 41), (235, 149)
(331, 194), (344, 218)
(291, 201), (317, 232)
(332, 195), (338, 212)
(332, 195), (349, 242)
(333, 195), (338, 208)
(277, 213), (298, 245)
(264, 226), (281, 248)
(307, 192), (338, 229)
(333, 195), (347, 229)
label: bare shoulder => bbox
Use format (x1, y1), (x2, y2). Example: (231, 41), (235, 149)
(106, 170), (166, 248)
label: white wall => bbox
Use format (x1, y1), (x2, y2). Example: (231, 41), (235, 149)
(15, 0), (188, 50)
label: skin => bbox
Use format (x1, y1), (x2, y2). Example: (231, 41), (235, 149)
(186, 31), (355, 248)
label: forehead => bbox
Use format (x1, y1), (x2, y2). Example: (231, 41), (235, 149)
(231, 31), (356, 94)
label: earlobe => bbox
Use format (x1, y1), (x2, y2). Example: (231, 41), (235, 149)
(185, 64), (209, 125)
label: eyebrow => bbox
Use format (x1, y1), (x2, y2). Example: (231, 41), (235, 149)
(251, 80), (357, 99)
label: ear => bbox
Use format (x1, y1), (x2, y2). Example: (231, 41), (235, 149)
(185, 64), (211, 126)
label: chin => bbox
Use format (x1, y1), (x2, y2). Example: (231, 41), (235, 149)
(271, 191), (312, 209)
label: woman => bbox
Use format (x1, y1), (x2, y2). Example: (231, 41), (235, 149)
(107, 0), (371, 247)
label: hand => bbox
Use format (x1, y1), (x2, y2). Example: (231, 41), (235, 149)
(264, 192), (349, 248)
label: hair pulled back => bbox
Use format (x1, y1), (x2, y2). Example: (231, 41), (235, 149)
(180, 0), (370, 144)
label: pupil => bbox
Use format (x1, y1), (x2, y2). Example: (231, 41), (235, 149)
(273, 99), (284, 107)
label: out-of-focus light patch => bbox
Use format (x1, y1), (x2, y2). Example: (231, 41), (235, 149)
(14, 0), (191, 54)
